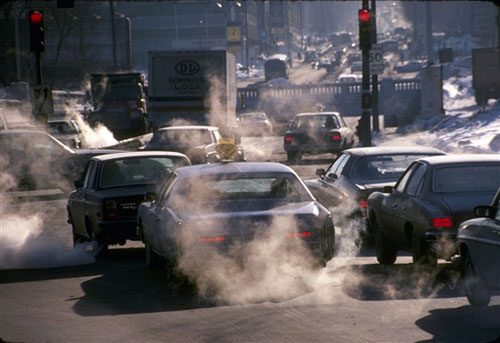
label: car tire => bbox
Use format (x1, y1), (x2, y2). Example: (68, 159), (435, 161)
(464, 255), (490, 307)
(145, 243), (165, 270)
(375, 221), (397, 265)
(287, 151), (301, 163)
(324, 219), (336, 263)
(412, 231), (437, 268)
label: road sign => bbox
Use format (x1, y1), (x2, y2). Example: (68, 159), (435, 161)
(369, 44), (384, 75)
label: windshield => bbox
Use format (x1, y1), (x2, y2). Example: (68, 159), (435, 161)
(104, 85), (141, 101)
(99, 156), (189, 188)
(350, 154), (436, 179)
(48, 122), (78, 135)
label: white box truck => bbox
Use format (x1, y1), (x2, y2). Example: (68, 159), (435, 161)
(147, 50), (237, 137)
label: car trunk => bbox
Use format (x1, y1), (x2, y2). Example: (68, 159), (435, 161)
(440, 191), (497, 228)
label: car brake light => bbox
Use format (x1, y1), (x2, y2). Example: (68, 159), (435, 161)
(285, 136), (293, 142)
(432, 217), (452, 227)
(105, 200), (116, 217)
(286, 232), (312, 238)
(199, 236), (225, 242)
(359, 199), (367, 208)
(332, 134), (341, 141)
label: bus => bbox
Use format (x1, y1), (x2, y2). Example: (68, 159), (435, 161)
(264, 54), (290, 82)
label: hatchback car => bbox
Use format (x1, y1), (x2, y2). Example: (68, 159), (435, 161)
(67, 151), (191, 253)
(368, 154), (500, 266)
(283, 112), (354, 162)
(457, 186), (500, 307)
(137, 161), (335, 272)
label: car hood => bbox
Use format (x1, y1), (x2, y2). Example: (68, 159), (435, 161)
(177, 200), (324, 237)
(440, 191), (497, 228)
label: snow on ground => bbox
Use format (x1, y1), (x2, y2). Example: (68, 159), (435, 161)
(375, 74), (500, 154)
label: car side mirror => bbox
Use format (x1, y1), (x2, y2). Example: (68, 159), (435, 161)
(145, 192), (158, 203)
(315, 168), (325, 177)
(474, 205), (494, 218)
(383, 185), (393, 193)
(74, 180), (83, 188)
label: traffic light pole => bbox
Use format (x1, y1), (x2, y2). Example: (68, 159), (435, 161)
(360, 0), (372, 147)
(35, 51), (42, 85)
(371, 0), (379, 132)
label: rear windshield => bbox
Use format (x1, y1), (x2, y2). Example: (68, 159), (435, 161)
(433, 165), (500, 192)
(350, 154), (436, 179)
(291, 115), (340, 130)
(100, 156), (189, 188)
(174, 176), (310, 203)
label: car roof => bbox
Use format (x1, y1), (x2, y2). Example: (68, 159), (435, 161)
(90, 151), (190, 161)
(416, 154), (500, 166)
(174, 162), (296, 178)
(157, 125), (218, 131)
(343, 146), (445, 156)
(295, 112), (340, 117)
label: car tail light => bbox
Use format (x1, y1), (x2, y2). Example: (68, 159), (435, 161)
(286, 232), (312, 238)
(105, 200), (117, 217)
(359, 199), (368, 208)
(198, 236), (225, 242)
(432, 217), (452, 228)
(285, 136), (293, 142)
(331, 134), (341, 141)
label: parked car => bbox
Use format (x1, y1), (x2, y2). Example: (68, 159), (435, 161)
(137, 161), (335, 271)
(47, 118), (82, 148)
(337, 74), (361, 83)
(368, 154), (500, 266)
(305, 146), (445, 237)
(283, 112), (354, 162)
(67, 151), (191, 253)
(457, 186), (500, 307)
(142, 125), (244, 164)
(237, 112), (273, 136)
(346, 52), (361, 65)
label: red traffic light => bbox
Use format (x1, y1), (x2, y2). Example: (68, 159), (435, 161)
(30, 11), (43, 24)
(358, 9), (370, 22)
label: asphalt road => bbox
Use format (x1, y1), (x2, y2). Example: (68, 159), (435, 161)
(1, 135), (499, 343)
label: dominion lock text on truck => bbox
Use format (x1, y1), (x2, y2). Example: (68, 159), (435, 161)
(147, 50), (237, 137)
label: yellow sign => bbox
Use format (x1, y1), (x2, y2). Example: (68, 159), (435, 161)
(215, 138), (238, 162)
(226, 26), (241, 42)
(227, 44), (241, 52)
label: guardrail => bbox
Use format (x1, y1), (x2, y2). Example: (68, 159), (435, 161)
(237, 78), (421, 127)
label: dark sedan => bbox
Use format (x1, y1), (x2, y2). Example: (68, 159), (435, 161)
(67, 151), (191, 254)
(137, 162), (335, 272)
(457, 187), (500, 307)
(368, 154), (500, 266)
(142, 125), (244, 164)
(283, 112), (354, 162)
(305, 146), (445, 236)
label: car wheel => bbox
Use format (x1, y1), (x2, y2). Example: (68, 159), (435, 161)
(91, 231), (108, 257)
(412, 231), (437, 268)
(72, 227), (85, 247)
(375, 220), (397, 265)
(145, 243), (165, 270)
(324, 219), (336, 263)
(464, 255), (490, 307)
(287, 151), (301, 163)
